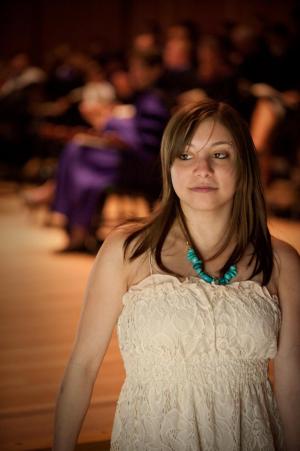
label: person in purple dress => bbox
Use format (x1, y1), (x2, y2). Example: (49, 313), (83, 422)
(51, 51), (170, 252)
(52, 106), (139, 252)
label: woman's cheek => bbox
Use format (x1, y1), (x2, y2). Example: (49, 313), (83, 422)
(170, 167), (184, 195)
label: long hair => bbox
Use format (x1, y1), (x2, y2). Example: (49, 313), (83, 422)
(124, 99), (273, 285)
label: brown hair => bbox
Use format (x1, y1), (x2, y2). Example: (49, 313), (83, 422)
(124, 99), (273, 285)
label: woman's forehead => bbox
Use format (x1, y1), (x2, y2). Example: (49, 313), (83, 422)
(189, 119), (234, 147)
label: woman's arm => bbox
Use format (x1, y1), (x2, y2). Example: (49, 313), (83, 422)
(52, 229), (130, 451)
(273, 240), (300, 451)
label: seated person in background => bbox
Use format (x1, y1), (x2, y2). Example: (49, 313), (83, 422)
(131, 22), (162, 53)
(25, 50), (170, 253)
(47, 85), (139, 253)
(159, 23), (199, 109)
(249, 89), (300, 204)
(34, 58), (111, 134)
(176, 35), (240, 112)
(55, 50), (169, 252)
(22, 60), (119, 196)
(20, 58), (112, 182)
(128, 50), (170, 165)
(248, 23), (300, 189)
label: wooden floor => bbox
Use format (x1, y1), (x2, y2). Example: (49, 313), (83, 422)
(0, 183), (299, 451)
(0, 185), (126, 451)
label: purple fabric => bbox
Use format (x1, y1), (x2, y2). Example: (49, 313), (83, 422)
(52, 92), (169, 230)
(134, 89), (170, 157)
(52, 141), (121, 227)
(52, 116), (138, 228)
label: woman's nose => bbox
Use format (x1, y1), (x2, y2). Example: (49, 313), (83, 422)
(193, 157), (213, 177)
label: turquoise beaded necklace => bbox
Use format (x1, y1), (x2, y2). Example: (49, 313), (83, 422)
(186, 246), (237, 285)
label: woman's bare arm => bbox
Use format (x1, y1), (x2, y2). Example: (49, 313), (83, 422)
(273, 240), (300, 451)
(52, 229), (130, 451)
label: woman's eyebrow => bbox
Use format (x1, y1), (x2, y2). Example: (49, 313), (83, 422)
(211, 140), (233, 146)
(187, 140), (233, 148)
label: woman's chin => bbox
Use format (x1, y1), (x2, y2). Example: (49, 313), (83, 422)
(180, 199), (232, 214)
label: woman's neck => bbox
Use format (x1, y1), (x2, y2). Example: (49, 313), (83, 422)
(178, 207), (234, 260)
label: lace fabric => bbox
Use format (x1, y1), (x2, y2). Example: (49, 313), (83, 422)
(110, 274), (284, 451)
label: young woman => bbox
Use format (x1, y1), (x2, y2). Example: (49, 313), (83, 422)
(53, 100), (300, 450)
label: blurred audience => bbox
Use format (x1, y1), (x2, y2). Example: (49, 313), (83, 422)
(1, 15), (299, 254)
(159, 22), (199, 108)
(177, 34), (240, 111)
(22, 50), (169, 252)
(0, 53), (46, 171)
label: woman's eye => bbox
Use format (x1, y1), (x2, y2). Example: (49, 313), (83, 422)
(179, 153), (192, 160)
(213, 152), (228, 159)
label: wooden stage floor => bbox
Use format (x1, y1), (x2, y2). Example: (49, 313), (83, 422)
(0, 183), (299, 450)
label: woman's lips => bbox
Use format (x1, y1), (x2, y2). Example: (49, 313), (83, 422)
(189, 186), (218, 192)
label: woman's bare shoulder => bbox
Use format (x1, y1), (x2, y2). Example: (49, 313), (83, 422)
(94, 222), (147, 284)
(271, 236), (300, 304)
(271, 236), (300, 266)
(83, 223), (146, 299)
(98, 222), (143, 261)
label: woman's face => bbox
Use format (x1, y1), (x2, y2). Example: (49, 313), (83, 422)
(170, 119), (238, 214)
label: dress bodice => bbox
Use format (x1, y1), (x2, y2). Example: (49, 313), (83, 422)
(111, 274), (284, 450)
(117, 274), (281, 385)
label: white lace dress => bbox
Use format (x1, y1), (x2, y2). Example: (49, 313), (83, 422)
(110, 274), (284, 451)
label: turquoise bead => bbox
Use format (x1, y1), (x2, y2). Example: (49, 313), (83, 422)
(186, 246), (237, 286)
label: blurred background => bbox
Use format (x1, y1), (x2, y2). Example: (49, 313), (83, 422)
(0, 0), (300, 450)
